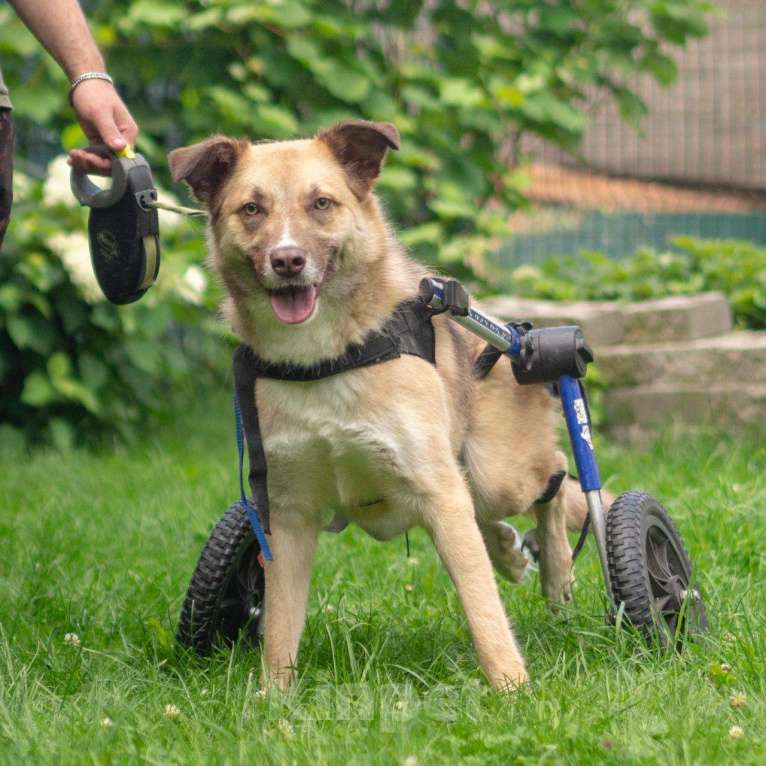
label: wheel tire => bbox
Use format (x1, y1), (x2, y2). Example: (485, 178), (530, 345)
(606, 491), (707, 646)
(177, 502), (265, 656)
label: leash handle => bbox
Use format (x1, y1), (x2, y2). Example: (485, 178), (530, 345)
(234, 389), (273, 561)
(70, 145), (147, 208)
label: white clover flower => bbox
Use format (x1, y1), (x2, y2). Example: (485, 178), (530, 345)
(100, 717), (113, 729)
(48, 231), (103, 304)
(164, 704), (181, 720)
(44, 155), (80, 207)
(404, 757), (418, 766)
(177, 265), (208, 305)
(729, 724), (744, 740)
(277, 718), (294, 738)
(64, 632), (81, 648)
(730, 692), (747, 708)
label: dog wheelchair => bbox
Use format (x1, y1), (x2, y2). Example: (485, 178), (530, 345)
(177, 277), (707, 655)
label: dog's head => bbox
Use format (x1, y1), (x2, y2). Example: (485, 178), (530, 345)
(168, 120), (400, 328)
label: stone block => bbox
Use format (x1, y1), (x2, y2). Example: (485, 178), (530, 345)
(618, 292), (733, 344)
(604, 384), (766, 430)
(597, 331), (766, 388)
(480, 296), (624, 347)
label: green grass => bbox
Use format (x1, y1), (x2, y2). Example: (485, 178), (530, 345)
(1, 393), (764, 765)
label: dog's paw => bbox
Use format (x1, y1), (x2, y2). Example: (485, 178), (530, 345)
(490, 663), (530, 692)
(521, 528), (540, 564)
(492, 522), (530, 583)
(542, 565), (575, 612)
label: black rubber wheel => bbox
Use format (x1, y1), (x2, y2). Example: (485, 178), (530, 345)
(177, 502), (265, 655)
(606, 491), (707, 646)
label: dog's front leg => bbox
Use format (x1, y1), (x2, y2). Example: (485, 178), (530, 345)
(422, 475), (528, 691)
(261, 514), (319, 690)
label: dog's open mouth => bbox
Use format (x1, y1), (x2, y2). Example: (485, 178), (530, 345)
(269, 285), (318, 324)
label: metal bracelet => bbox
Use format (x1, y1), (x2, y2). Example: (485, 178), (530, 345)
(69, 71), (114, 104)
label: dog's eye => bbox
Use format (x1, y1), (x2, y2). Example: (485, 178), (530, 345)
(314, 197), (332, 211)
(243, 202), (261, 216)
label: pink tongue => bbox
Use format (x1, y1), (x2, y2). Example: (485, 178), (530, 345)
(270, 285), (317, 324)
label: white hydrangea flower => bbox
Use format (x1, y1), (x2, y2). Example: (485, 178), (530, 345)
(12, 169), (34, 201)
(177, 265), (208, 305)
(44, 155), (80, 207)
(48, 232), (103, 303)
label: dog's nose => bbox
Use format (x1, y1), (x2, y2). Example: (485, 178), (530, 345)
(270, 247), (306, 277)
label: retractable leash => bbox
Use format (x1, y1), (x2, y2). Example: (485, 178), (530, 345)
(70, 145), (204, 305)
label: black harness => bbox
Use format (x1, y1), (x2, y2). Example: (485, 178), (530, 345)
(232, 295), (564, 539)
(232, 298), (436, 534)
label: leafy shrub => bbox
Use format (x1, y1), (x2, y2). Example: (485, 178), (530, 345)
(1, 0), (712, 280)
(0, 159), (218, 448)
(508, 237), (766, 329)
(0, 0), (713, 443)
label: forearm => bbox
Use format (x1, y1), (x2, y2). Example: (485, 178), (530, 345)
(9, 0), (105, 79)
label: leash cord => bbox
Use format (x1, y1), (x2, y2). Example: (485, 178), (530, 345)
(146, 199), (206, 217)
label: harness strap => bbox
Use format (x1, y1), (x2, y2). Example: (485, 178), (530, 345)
(535, 469), (566, 505)
(233, 345), (273, 559)
(571, 513), (591, 563)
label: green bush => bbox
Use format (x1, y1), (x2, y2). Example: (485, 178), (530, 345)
(0, 159), (219, 448)
(2, 0), (712, 279)
(508, 237), (766, 329)
(0, 0), (713, 443)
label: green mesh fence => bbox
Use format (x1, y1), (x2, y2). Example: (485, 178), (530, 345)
(506, 0), (766, 265)
(499, 211), (766, 267)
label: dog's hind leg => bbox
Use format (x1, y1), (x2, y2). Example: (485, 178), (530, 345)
(421, 471), (528, 690)
(480, 521), (530, 584)
(261, 514), (320, 690)
(532, 451), (574, 609)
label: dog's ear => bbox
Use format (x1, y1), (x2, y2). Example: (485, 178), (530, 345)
(318, 120), (400, 198)
(168, 136), (246, 207)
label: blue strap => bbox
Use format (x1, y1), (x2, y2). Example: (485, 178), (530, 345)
(234, 389), (273, 561)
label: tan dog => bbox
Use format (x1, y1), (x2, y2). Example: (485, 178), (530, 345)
(169, 121), (591, 691)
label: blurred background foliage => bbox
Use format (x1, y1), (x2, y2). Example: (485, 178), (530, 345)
(0, 0), (714, 445)
(511, 237), (766, 330)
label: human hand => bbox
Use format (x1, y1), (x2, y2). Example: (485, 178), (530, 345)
(68, 78), (138, 174)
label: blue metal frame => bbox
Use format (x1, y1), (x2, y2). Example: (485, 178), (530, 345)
(558, 375), (602, 493)
(428, 280), (524, 357)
